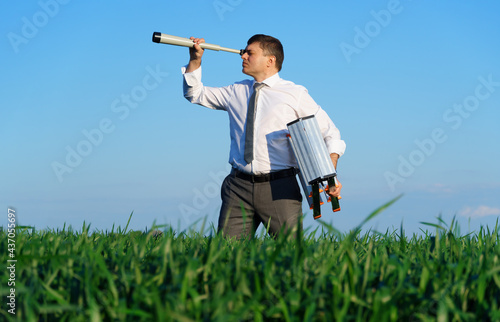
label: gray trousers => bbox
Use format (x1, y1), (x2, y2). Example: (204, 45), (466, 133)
(218, 169), (303, 239)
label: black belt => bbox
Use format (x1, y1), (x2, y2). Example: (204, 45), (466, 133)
(231, 168), (298, 183)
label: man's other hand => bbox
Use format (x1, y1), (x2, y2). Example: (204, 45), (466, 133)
(327, 180), (342, 199)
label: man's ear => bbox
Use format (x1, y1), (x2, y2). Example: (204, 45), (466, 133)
(268, 56), (276, 68)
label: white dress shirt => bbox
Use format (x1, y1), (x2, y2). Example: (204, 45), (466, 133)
(182, 66), (346, 175)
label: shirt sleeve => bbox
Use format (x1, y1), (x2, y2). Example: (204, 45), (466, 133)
(295, 87), (346, 157)
(315, 108), (346, 157)
(181, 66), (233, 111)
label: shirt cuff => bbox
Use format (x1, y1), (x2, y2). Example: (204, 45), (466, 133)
(181, 65), (202, 87)
(326, 140), (346, 157)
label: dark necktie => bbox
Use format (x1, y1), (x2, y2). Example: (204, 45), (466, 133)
(244, 82), (266, 164)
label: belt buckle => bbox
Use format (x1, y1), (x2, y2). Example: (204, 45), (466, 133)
(250, 172), (263, 183)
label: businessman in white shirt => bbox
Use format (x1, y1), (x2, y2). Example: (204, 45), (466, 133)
(182, 34), (346, 238)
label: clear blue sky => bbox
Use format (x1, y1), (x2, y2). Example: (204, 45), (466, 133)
(2, 0), (500, 235)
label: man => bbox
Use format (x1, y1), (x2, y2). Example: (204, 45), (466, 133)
(182, 34), (346, 239)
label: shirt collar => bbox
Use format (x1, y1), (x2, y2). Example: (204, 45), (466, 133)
(253, 72), (280, 88)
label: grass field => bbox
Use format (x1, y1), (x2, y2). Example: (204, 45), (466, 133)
(1, 199), (500, 321)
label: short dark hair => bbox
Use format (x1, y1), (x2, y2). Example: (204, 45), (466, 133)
(247, 34), (284, 71)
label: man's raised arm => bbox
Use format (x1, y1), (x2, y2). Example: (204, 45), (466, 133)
(186, 37), (205, 73)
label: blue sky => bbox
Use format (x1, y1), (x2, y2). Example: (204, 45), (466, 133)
(2, 0), (499, 236)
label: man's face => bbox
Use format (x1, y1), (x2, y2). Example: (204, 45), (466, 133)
(241, 42), (272, 78)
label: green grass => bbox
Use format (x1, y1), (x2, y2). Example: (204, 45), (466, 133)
(1, 199), (500, 321)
